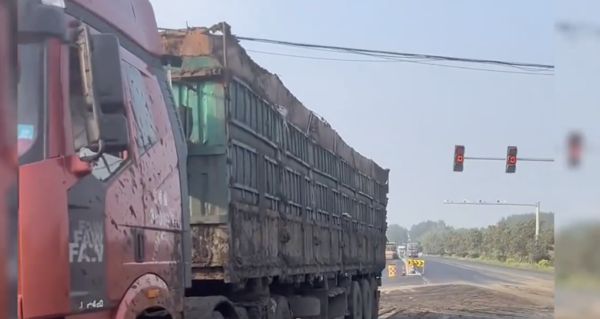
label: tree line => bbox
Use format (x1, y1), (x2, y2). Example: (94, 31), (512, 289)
(556, 221), (600, 282)
(387, 213), (554, 264)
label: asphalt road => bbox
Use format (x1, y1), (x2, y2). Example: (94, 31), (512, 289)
(381, 255), (553, 290)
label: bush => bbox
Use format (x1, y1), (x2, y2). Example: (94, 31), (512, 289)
(537, 259), (552, 268)
(416, 213), (554, 267)
(529, 243), (550, 263)
(468, 252), (480, 258)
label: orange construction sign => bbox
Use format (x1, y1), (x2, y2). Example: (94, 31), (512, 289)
(387, 264), (398, 277)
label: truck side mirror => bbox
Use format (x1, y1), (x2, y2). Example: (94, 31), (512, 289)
(99, 114), (129, 151)
(90, 33), (129, 153)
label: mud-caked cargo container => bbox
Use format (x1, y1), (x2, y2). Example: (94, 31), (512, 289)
(161, 23), (389, 319)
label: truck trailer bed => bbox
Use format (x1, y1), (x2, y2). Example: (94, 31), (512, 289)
(161, 25), (389, 284)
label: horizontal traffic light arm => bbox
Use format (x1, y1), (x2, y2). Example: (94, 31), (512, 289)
(463, 156), (554, 162)
(514, 157), (554, 162)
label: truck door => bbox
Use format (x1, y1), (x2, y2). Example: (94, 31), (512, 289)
(66, 24), (184, 314)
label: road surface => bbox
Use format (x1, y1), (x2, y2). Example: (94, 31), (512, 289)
(378, 256), (554, 318)
(555, 288), (600, 318)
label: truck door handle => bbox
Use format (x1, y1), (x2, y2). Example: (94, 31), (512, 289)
(134, 229), (145, 262)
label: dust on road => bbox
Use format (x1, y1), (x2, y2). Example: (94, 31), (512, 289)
(379, 283), (554, 319)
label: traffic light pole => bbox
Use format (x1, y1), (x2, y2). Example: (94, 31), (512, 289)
(453, 145), (554, 173)
(443, 200), (542, 241)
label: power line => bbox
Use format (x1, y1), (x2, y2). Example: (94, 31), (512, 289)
(271, 45), (549, 73)
(236, 35), (554, 72)
(246, 49), (396, 63)
(246, 49), (554, 76)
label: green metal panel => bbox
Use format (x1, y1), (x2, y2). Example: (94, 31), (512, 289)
(173, 81), (227, 155)
(171, 79), (230, 226)
(180, 56), (222, 71)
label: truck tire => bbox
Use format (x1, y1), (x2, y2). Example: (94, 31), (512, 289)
(273, 296), (292, 319)
(348, 281), (363, 319)
(370, 280), (379, 319)
(359, 280), (372, 319)
(212, 311), (225, 319)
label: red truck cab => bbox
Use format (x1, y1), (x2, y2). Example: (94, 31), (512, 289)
(17, 1), (188, 317)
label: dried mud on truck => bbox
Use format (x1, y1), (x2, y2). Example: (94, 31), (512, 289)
(15, 0), (389, 316)
(161, 24), (390, 319)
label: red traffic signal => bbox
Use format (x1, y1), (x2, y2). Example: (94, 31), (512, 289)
(567, 132), (583, 168)
(506, 146), (517, 173)
(454, 145), (465, 172)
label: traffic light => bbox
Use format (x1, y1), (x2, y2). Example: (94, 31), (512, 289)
(505, 146), (517, 173)
(567, 132), (583, 168)
(453, 145), (465, 172)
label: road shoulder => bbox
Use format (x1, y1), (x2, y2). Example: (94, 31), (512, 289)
(380, 283), (554, 319)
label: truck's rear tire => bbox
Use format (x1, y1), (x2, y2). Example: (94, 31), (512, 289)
(348, 281), (363, 319)
(359, 280), (372, 319)
(273, 296), (292, 319)
(371, 282), (379, 319)
(212, 311), (225, 319)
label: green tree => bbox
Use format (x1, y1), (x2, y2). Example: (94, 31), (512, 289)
(386, 224), (409, 244)
(418, 213), (554, 264)
(410, 220), (449, 242)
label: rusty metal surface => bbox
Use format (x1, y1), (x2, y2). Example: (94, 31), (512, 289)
(160, 26), (389, 185)
(191, 224), (230, 268)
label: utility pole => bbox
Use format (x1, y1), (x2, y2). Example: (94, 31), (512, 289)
(443, 200), (543, 241)
(534, 201), (540, 241)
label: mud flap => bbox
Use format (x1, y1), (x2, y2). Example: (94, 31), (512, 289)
(288, 295), (321, 318)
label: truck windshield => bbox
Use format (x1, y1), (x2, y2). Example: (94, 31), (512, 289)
(17, 42), (45, 164)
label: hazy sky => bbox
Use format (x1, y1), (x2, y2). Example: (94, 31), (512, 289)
(150, 0), (598, 229)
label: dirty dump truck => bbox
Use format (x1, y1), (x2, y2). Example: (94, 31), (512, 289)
(407, 242), (420, 258)
(385, 242), (399, 260)
(15, 0), (389, 317)
(161, 24), (390, 319)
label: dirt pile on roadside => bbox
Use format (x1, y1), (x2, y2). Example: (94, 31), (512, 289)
(379, 284), (554, 319)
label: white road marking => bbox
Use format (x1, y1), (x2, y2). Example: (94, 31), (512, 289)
(415, 270), (431, 285)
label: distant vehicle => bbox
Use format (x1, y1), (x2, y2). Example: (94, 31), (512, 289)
(397, 245), (406, 257)
(386, 242), (400, 260)
(407, 242), (420, 258)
